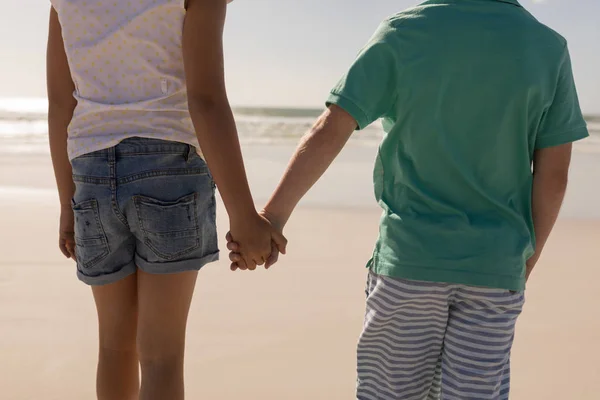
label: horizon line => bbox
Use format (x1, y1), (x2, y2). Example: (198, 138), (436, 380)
(0, 96), (598, 117)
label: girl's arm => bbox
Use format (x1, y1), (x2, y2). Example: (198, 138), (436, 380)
(47, 7), (77, 259)
(47, 7), (76, 207)
(182, 0), (286, 270)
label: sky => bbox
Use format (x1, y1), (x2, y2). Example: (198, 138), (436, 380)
(1, 0), (599, 112)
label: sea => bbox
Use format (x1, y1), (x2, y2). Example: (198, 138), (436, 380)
(0, 97), (599, 155)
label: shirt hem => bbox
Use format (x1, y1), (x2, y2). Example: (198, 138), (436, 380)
(369, 259), (526, 292)
(68, 133), (202, 161)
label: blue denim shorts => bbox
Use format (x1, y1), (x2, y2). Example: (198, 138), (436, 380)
(71, 137), (219, 286)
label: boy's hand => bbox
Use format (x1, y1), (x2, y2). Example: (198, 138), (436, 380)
(525, 259), (536, 282)
(228, 212), (287, 271)
(59, 205), (76, 260)
(227, 210), (285, 271)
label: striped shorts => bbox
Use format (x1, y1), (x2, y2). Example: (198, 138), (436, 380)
(357, 272), (525, 400)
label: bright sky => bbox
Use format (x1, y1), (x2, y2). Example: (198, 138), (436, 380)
(1, 0), (599, 112)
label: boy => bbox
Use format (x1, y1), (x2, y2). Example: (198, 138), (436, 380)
(229, 0), (588, 398)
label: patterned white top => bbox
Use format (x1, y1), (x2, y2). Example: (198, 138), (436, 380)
(50, 0), (200, 160)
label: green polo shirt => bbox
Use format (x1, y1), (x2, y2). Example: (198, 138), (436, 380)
(327, 0), (588, 291)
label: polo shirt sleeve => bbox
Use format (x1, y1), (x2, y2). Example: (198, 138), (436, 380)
(535, 45), (589, 149)
(326, 21), (399, 130)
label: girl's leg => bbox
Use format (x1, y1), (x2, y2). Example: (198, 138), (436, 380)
(92, 272), (140, 400)
(136, 269), (199, 400)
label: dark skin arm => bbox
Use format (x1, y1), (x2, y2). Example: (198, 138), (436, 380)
(182, 0), (286, 270)
(526, 143), (572, 280)
(47, 7), (77, 259)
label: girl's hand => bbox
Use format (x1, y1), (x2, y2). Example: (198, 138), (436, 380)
(59, 205), (77, 260)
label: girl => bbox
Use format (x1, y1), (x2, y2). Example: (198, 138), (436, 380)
(46, 0), (286, 399)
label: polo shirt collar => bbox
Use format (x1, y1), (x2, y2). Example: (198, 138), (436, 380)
(425, 0), (523, 6)
(488, 0), (522, 6)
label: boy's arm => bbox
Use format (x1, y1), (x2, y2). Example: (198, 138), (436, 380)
(226, 106), (356, 270)
(527, 45), (588, 280)
(47, 7), (77, 259)
(227, 20), (399, 269)
(264, 20), (399, 229)
(526, 144), (571, 279)
(182, 0), (285, 269)
(262, 106), (358, 227)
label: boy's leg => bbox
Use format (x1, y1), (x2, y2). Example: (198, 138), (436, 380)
(441, 286), (524, 400)
(357, 272), (451, 400)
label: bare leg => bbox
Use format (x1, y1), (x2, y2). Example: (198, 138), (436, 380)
(92, 272), (140, 400)
(136, 269), (198, 400)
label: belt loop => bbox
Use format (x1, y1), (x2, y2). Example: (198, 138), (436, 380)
(185, 144), (194, 162)
(108, 145), (116, 189)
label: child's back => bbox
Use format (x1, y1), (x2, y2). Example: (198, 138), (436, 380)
(233, 1), (589, 398)
(47, 1), (284, 398)
(51, 0), (196, 159)
(328, 0), (588, 291)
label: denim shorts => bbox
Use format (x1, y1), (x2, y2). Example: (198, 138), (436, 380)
(71, 137), (219, 286)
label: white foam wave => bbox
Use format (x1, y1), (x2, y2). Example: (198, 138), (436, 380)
(0, 100), (597, 155)
(0, 97), (48, 114)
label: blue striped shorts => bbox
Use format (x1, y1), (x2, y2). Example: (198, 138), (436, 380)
(357, 271), (525, 400)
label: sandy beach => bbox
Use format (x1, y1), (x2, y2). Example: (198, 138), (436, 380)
(1, 146), (599, 399)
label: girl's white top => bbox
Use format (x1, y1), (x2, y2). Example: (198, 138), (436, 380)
(51, 0), (200, 160)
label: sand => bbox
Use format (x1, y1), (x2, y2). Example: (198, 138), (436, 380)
(1, 150), (599, 399)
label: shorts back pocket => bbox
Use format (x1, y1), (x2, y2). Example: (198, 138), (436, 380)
(72, 199), (110, 269)
(134, 193), (200, 260)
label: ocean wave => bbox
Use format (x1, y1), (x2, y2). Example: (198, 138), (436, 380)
(1, 130), (596, 155)
(0, 96), (598, 155)
(0, 113), (385, 151)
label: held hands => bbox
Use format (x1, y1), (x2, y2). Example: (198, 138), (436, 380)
(227, 210), (287, 271)
(59, 205), (77, 260)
